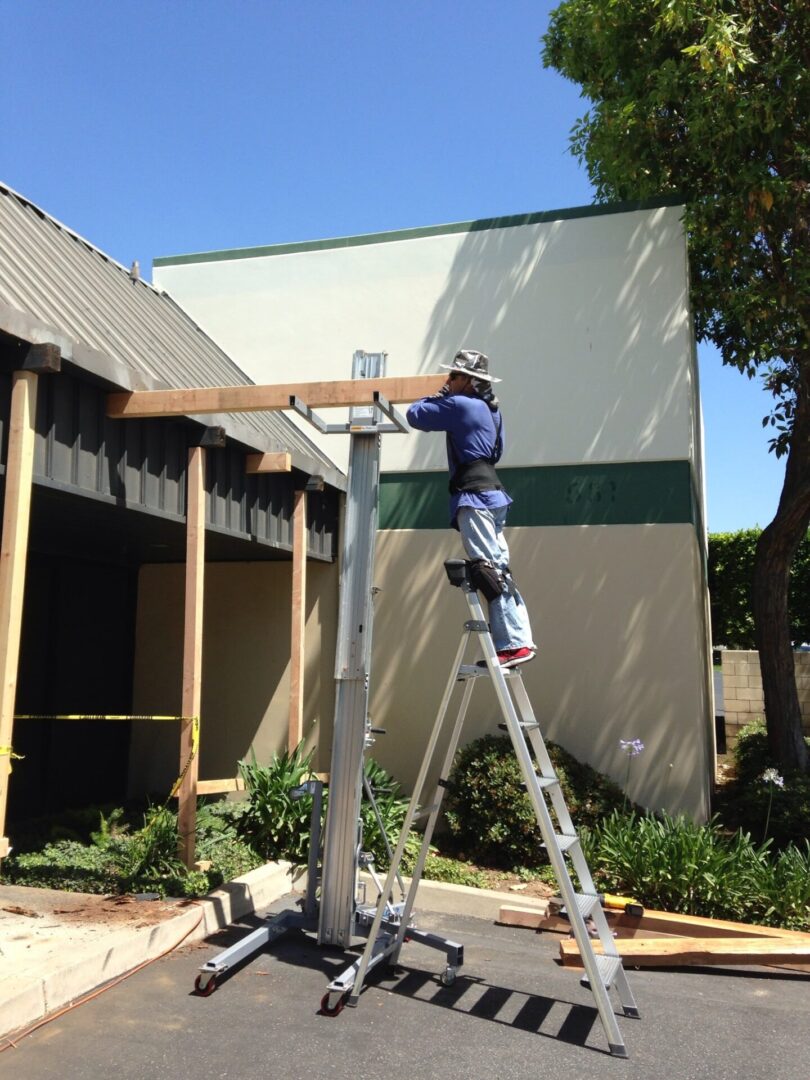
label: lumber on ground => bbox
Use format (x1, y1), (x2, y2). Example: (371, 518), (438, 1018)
(501, 903), (810, 942)
(107, 374), (446, 419)
(560, 936), (810, 968)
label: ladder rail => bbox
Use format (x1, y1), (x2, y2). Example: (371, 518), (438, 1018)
(348, 628), (472, 1001)
(392, 675), (477, 958)
(344, 574), (639, 1056)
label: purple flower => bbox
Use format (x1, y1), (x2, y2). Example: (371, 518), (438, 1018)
(619, 738), (645, 757)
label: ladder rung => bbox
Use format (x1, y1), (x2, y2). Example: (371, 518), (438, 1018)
(497, 721), (540, 732)
(572, 892), (601, 918)
(580, 954), (623, 990)
(544, 834), (579, 853)
(535, 775), (559, 791)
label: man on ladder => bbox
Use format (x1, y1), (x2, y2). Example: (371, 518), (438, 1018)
(406, 349), (535, 668)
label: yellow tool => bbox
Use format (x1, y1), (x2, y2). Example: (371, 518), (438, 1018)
(601, 893), (644, 917)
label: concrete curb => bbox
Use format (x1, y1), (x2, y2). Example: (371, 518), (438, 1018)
(1, 865), (546, 1044)
(1, 861), (296, 1043)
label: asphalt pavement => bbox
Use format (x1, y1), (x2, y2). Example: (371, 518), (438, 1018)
(1, 896), (808, 1080)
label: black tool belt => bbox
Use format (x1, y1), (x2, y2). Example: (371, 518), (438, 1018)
(449, 458), (502, 494)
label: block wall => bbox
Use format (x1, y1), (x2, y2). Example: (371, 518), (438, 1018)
(721, 649), (810, 748)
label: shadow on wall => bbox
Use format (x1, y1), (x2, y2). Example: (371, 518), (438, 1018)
(128, 559), (338, 797)
(370, 525), (711, 820)
(408, 208), (688, 470)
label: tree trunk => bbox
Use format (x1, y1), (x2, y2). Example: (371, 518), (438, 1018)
(752, 370), (810, 773)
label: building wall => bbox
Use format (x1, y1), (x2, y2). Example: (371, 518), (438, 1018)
(154, 202), (714, 818)
(371, 525), (712, 819)
(127, 559), (338, 796)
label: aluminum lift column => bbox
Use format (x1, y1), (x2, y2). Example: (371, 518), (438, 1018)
(318, 350), (386, 946)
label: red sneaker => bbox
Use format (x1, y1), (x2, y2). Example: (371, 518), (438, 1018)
(496, 646), (536, 668)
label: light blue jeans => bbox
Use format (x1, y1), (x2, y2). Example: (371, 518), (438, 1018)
(457, 505), (534, 653)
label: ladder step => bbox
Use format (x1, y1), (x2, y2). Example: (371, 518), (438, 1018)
(572, 892), (601, 918)
(544, 834), (580, 853)
(580, 954), (623, 990)
(497, 720), (540, 732)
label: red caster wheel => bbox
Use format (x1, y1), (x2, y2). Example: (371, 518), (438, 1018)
(320, 991), (346, 1016)
(194, 973), (217, 996)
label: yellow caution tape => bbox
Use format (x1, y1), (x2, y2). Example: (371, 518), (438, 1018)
(14, 714), (196, 722)
(169, 716), (201, 799)
(0, 746), (24, 771)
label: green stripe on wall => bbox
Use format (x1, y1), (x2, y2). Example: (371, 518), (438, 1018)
(379, 461), (696, 530)
(153, 197), (684, 268)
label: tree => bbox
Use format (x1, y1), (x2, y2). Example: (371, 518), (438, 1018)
(543, 0), (810, 770)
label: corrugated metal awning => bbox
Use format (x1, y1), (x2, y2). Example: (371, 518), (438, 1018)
(0, 182), (345, 491)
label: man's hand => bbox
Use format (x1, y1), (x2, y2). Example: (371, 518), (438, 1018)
(424, 381), (451, 402)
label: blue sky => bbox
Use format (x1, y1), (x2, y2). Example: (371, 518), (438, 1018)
(1, 0), (784, 531)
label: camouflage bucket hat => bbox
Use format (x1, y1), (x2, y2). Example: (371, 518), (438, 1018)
(440, 349), (502, 383)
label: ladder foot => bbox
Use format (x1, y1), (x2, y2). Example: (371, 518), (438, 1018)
(624, 1006), (641, 1019)
(609, 1043), (629, 1059)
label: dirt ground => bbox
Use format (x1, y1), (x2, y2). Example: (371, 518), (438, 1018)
(0, 885), (192, 930)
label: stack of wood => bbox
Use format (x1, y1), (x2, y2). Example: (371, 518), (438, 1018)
(497, 902), (810, 973)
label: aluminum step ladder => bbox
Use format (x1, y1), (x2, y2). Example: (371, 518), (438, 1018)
(341, 558), (640, 1058)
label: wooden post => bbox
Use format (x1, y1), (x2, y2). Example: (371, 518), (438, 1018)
(178, 445), (206, 868)
(0, 372), (38, 859)
(289, 488), (307, 752)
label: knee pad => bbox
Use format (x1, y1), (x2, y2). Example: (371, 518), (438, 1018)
(468, 558), (507, 602)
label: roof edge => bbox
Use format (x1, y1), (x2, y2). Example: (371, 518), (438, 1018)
(153, 196), (686, 268)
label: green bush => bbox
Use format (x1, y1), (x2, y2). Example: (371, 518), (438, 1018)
(709, 529), (810, 647)
(237, 744), (317, 862)
(3, 799), (261, 898)
(360, 758), (413, 868)
(714, 720), (810, 850)
(579, 809), (810, 930)
(443, 734), (627, 869)
(420, 850), (488, 888)
(4, 840), (124, 893)
(581, 810), (767, 920)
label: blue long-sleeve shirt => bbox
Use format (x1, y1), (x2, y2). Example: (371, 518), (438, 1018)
(406, 394), (512, 527)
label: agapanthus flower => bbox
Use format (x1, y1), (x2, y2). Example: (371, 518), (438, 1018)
(761, 767), (785, 788)
(619, 738), (645, 757)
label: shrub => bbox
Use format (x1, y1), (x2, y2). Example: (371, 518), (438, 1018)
(4, 840), (124, 893)
(237, 744), (317, 862)
(443, 734), (627, 869)
(581, 810), (768, 920)
(708, 529), (810, 648)
(420, 850), (488, 888)
(360, 758), (413, 868)
(715, 720), (810, 850)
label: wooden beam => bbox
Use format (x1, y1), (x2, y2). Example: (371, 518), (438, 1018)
(534, 906), (810, 941)
(177, 445), (206, 868)
(245, 451), (292, 474)
(107, 374), (446, 419)
(559, 935), (810, 968)
(197, 777), (246, 795)
(0, 372), (38, 861)
(22, 342), (61, 374)
(289, 489), (307, 752)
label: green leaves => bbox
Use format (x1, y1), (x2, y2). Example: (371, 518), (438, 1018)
(237, 743), (317, 862)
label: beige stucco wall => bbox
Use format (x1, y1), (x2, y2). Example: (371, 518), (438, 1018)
(152, 205), (713, 819)
(369, 524), (713, 819)
(128, 559), (338, 796)
(154, 204), (696, 477)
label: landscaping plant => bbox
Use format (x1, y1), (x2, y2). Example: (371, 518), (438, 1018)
(237, 743), (317, 862)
